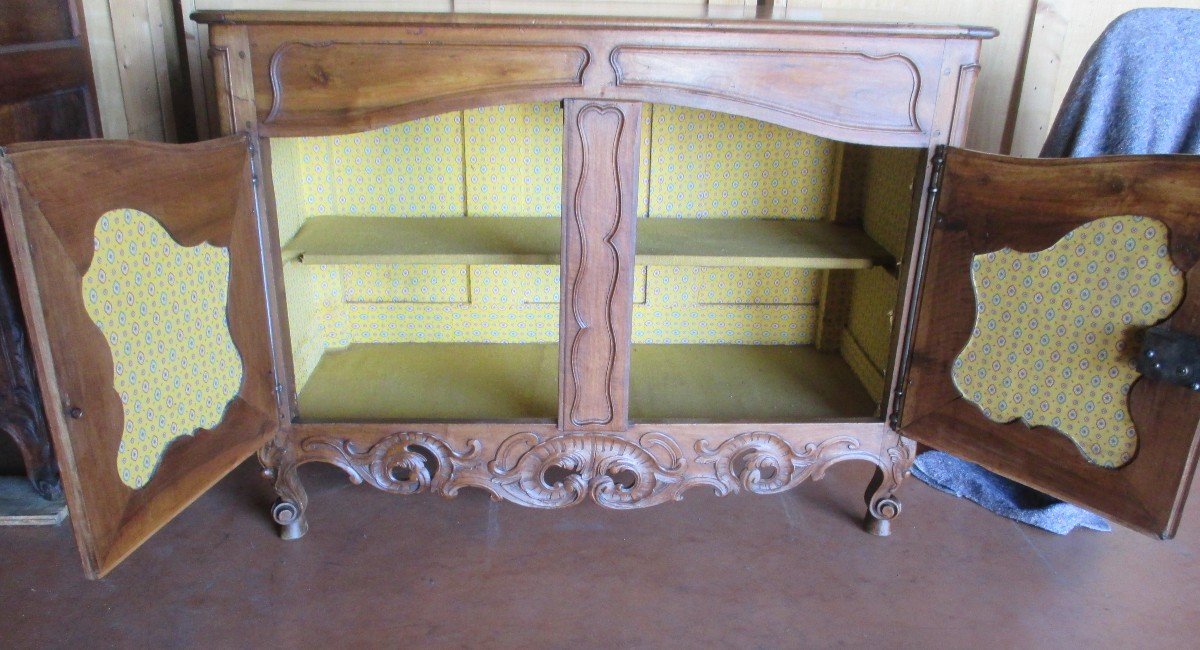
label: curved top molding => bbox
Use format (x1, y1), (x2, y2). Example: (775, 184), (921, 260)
(253, 31), (945, 145)
(194, 9), (997, 40)
(261, 40), (590, 132)
(611, 46), (923, 136)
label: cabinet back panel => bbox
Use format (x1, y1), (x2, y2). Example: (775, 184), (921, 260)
(269, 103), (868, 393)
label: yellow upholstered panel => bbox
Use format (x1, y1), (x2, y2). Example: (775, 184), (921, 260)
(269, 136), (316, 241)
(470, 264), (648, 305)
(284, 264), (325, 392)
(648, 104), (837, 219)
(649, 267), (820, 305)
(328, 114), (464, 216)
(341, 265), (469, 303)
(836, 147), (917, 397)
(862, 147), (921, 259)
(471, 264), (561, 304)
(841, 331), (886, 402)
(83, 209), (243, 489)
(633, 305), (817, 345)
(465, 103), (562, 217)
(841, 267), (896, 397)
(335, 302), (560, 344)
(274, 104), (850, 389)
(953, 216), (1183, 468)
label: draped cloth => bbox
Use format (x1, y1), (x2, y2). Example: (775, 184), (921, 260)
(1041, 8), (1200, 157)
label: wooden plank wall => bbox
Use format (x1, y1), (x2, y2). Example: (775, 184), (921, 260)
(82, 0), (1200, 154)
(81, 0), (185, 141)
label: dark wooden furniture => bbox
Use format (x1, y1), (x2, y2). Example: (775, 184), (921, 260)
(0, 0), (102, 501)
(4, 7), (1200, 579)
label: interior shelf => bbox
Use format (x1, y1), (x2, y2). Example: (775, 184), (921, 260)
(282, 216), (895, 269)
(296, 343), (878, 422)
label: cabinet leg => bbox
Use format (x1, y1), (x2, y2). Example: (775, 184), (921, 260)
(862, 466), (902, 536)
(861, 436), (915, 536)
(259, 439), (309, 541)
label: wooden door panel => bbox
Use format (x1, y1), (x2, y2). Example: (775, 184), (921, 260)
(0, 137), (278, 577)
(901, 148), (1200, 537)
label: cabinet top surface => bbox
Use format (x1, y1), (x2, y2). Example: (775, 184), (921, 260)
(192, 1), (997, 38)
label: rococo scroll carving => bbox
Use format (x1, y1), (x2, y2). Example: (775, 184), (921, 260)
(277, 428), (914, 515)
(696, 432), (864, 495)
(488, 431), (708, 508)
(301, 432), (483, 494)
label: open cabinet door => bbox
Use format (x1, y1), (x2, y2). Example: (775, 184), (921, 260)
(900, 148), (1200, 538)
(0, 137), (281, 577)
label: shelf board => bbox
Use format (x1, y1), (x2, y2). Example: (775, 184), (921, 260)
(296, 343), (878, 422)
(282, 216), (894, 269)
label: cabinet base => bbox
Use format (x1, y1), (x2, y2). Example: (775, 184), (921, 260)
(260, 421), (915, 536)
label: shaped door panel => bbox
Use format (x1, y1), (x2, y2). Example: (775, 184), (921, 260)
(901, 148), (1200, 538)
(0, 137), (280, 577)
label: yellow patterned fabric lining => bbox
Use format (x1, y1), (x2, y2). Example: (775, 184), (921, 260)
(648, 104), (837, 219)
(271, 103), (843, 391)
(82, 209), (243, 488)
(466, 104), (562, 217)
(840, 147), (921, 397)
(953, 216), (1183, 468)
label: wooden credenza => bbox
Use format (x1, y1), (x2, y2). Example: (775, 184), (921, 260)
(4, 7), (1200, 578)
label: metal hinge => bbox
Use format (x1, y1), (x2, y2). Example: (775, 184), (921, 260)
(1139, 326), (1200, 392)
(888, 146), (949, 430)
(273, 382), (286, 415)
(926, 145), (948, 222)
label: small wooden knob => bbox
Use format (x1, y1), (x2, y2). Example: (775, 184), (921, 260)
(68, 406), (83, 419)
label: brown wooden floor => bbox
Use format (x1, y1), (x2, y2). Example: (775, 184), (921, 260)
(2, 458), (1199, 647)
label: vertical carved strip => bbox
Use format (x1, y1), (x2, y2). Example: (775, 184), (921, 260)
(208, 25), (257, 135)
(559, 100), (641, 430)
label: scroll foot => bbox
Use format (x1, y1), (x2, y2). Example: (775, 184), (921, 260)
(862, 465), (903, 537)
(260, 438), (309, 541)
(272, 498), (309, 541)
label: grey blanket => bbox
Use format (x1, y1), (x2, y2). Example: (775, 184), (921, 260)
(915, 8), (1200, 534)
(1041, 8), (1200, 157)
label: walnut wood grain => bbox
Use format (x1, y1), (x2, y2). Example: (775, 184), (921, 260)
(882, 37), (982, 422)
(901, 148), (1200, 538)
(559, 100), (640, 431)
(611, 46), (924, 134)
(199, 17), (974, 144)
(193, 8), (995, 38)
(0, 138), (279, 577)
(199, 10), (994, 544)
(263, 41), (588, 130)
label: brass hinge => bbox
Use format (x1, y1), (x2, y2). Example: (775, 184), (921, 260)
(888, 146), (948, 430)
